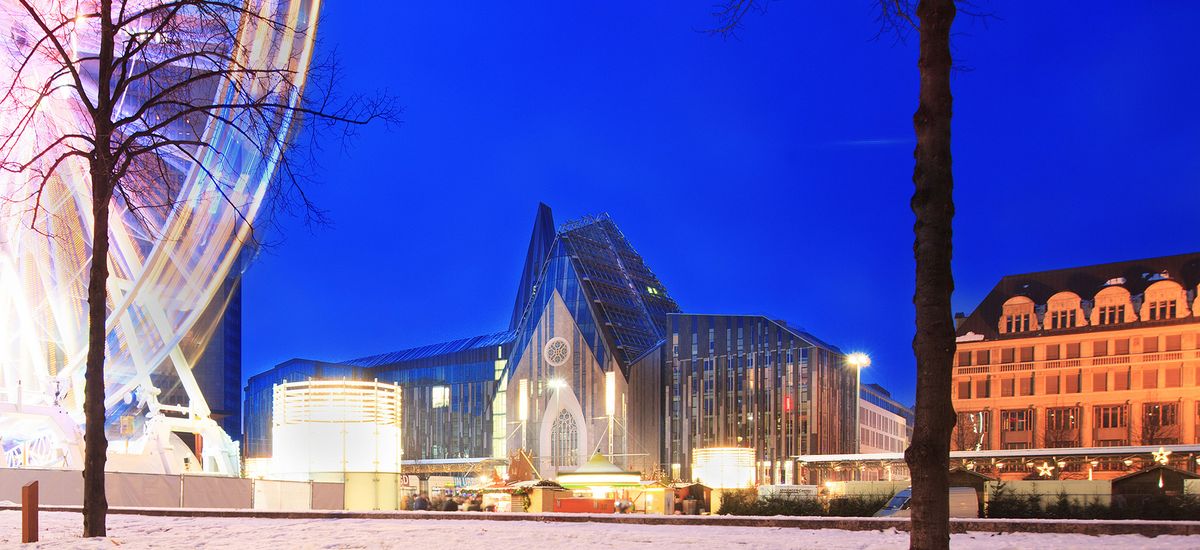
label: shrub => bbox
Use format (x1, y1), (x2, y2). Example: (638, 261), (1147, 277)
(827, 496), (889, 517)
(715, 489), (758, 516)
(716, 489), (885, 517)
(985, 484), (1200, 521)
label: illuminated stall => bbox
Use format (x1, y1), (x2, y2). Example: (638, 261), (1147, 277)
(692, 447), (756, 489)
(555, 453), (642, 512)
(262, 379), (404, 510)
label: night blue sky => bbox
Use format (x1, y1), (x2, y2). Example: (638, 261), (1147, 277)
(242, 1), (1199, 406)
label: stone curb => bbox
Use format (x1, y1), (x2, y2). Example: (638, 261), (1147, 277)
(3, 505), (1199, 537)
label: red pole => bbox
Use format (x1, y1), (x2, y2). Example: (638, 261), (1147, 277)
(22, 480), (38, 543)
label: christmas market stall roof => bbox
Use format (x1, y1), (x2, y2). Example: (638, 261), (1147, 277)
(556, 453), (642, 488)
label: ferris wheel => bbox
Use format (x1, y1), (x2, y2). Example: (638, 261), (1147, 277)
(0, 0), (320, 474)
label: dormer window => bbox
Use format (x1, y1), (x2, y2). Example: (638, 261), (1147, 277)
(1045, 291), (1084, 330)
(1005, 314), (1031, 333)
(999, 296), (1037, 334)
(1140, 279), (1189, 321)
(1097, 305), (1124, 325)
(1147, 300), (1177, 320)
(1049, 309), (1076, 329)
(1090, 286), (1134, 326)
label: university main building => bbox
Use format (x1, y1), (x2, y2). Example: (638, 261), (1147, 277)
(244, 205), (861, 484)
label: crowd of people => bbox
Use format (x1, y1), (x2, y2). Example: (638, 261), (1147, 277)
(407, 492), (493, 512)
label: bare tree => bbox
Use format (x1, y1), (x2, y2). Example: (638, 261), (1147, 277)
(0, 0), (392, 536)
(707, 1), (959, 548)
(1139, 403), (1180, 447)
(950, 411), (986, 451)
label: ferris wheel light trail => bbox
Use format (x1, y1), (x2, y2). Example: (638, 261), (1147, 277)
(0, 0), (320, 475)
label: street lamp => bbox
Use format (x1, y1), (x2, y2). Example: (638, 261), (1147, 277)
(847, 352), (871, 369)
(847, 353), (870, 454)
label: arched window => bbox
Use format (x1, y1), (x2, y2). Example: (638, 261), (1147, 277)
(550, 409), (579, 467)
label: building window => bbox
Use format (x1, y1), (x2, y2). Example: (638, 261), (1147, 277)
(1045, 375), (1059, 395)
(1096, 404), (1127, 429)
(1114, 370), (1130, 391)
(1148, 300), (1177, 320)
(1143, 369), (1158, 389)
(1001, 409), (1031, 432)
(431, 386), (450, 409)
(1065, 373), (1080, 393)
(1114, 338), (1130, 355)
(1049, 309), (1077, 329)
(954, 410), (990, 451)
(1142, 402), (1179, 445)
(1044, 407), (1079, 448)
(1005, 313), (1031, 333)
(1098, 305), (1124, 325)
(1019, 376), (1034, 396)
(1001, 378), (1015, 397)
(1092, 371), (1107, 392)
(1046, 344), (1060, 360)
(1000, 409), (1032, 450)
(551, 409), (579, 467)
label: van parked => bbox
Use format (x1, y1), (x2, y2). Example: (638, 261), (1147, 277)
(873, 487), (978, 518)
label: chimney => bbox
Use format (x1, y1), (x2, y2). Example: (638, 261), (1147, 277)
(954, 312), (966, 329)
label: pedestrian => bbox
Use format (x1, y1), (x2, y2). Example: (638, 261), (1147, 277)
(412, 492), (430, 511)
(441, 495), (460, 512)
(467, 497), (483, 512)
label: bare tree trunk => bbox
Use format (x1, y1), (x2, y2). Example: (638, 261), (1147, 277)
(83, 0), (115, 537)
(904, 1), (956, 549)
(83, 153), (112, 538)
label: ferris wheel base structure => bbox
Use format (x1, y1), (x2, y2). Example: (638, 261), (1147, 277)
(1, 399), (239, 475)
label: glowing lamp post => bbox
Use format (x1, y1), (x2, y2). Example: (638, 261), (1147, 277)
(847, 353), (870, 455)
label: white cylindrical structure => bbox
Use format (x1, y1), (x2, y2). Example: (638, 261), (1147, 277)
(270, 380), (402, 480)
(692, 447), (755, 489)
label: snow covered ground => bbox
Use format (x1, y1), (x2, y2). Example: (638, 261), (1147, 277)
(3, 511), (1200, 549)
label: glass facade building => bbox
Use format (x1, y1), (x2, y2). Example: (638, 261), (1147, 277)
(243, 204), (870, 483)
(662, 314), (858, 484)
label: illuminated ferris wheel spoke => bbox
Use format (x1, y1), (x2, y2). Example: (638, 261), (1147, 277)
(0, 0), (321, 475)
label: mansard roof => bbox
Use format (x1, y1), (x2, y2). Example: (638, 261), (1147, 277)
(956, 252), (1200, 340)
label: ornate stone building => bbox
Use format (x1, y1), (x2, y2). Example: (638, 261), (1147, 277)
(951, 253), (1200, 478)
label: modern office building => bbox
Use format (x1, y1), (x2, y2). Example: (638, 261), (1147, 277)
(859, 383), (911, 454)
(664, 314), (858, 484)
(950, 252), (1200, 479)
(244, 204), (867, 483)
